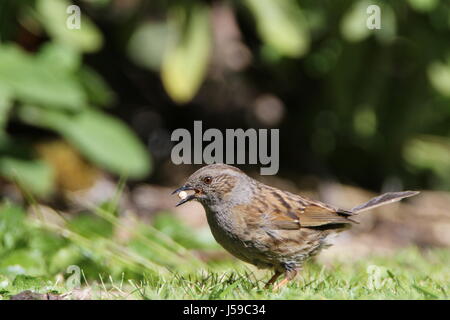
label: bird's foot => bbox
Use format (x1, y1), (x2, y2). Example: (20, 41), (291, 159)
(264, 269), (298, 291)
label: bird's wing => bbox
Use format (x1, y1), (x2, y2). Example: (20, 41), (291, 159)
(297, 204), (354, 227)
(257, 188), (355, 230)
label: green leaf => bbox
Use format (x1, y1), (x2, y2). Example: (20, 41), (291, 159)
(0, 84), (12, 130)
(408, 0), (439, 13)
(0, 156), (55, 196)
(0, 135), (54, 196)
(340, 1), (396, 44)
(128, 21), (169, 72)
(38, 42), (81, 72)
(161, 4), (212, 104)
(0, 44), (87, 111)
(428, 60), (450, 97)
(0, 203), (27, 250)
(403, 135), (450, 177)
(36, 0), (103, 53)
(244, 0), (310, 58)
(340, 1), (372, 42)
(77, 66), (115, 107)
(18, 106), (151, 178)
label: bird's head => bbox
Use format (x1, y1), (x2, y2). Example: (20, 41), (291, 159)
(172, 164), (253, 207)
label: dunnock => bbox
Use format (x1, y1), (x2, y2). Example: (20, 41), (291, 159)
(173, 164), (419, 290)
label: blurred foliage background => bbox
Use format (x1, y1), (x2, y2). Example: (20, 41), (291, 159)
(0, 0), (450, 297)
(0, 0), (449, 197)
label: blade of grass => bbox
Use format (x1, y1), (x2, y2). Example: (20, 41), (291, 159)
(84, 200), (208, 270)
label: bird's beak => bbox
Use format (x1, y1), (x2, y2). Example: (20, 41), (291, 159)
(171, 185), (197, 207)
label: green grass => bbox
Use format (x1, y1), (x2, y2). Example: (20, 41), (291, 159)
(88, 248), (450, 300)
(0, 201), (449, 300)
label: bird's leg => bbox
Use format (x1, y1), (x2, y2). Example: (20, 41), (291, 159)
(272, 269), (297, 291)
(264, 271), (282, 289)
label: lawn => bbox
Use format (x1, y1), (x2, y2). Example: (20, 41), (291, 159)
(0, 201), (448, 300)
(83, 248), (450, 300)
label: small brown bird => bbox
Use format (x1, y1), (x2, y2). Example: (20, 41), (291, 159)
(173, 164), (419, 290)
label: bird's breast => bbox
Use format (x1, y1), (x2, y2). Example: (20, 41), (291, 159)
(203, 205), (278, 268)
(204, 205), (242, 241)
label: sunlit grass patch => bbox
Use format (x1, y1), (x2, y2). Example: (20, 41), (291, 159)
(0, 201), (449, 300)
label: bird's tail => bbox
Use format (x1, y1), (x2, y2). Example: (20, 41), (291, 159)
(349, 191), (419, 214)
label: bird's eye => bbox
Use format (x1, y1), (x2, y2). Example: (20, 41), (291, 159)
(202, 176), (212, 184)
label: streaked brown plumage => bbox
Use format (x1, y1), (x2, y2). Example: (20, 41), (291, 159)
(173, 164), (419, 290)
